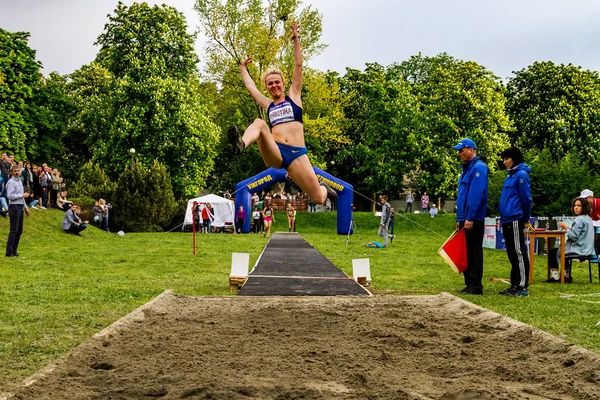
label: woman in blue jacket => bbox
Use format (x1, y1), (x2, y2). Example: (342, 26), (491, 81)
(498, 147), (532, 297)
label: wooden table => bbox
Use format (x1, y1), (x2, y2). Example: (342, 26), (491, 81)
(527, 230), (566, 284)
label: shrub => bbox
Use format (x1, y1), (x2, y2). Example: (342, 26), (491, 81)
(112, 159), (177, 232)
(69, 162), (117, 202)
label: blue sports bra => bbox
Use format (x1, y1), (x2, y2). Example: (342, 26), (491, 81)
(267, 96), (303, 129)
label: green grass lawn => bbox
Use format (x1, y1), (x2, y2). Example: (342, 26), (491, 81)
(1, 209), (600, 391)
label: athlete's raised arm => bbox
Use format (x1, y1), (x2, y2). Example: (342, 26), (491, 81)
(288, 23), (302, 105)
(240, 57), (272, 109)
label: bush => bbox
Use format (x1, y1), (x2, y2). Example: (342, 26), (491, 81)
(111, 159), (177, 232)
(69, 162), (117, 202)
(70, 196), (96, 222)
(529, 149), (600, 216)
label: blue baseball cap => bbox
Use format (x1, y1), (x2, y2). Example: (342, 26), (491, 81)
(453, 138), (477, 150)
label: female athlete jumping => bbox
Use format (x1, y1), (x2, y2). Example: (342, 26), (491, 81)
(229, 23), (336, 206)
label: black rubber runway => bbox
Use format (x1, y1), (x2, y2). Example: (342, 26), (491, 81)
(238, 232), (370, 296)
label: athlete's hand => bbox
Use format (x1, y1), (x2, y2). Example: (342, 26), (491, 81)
(241, 57), (253, 68)
(291, 23), (299, 39)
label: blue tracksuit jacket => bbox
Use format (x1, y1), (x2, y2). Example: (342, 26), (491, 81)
(456, 156), (489, 222)
(499, 163), (532, 224)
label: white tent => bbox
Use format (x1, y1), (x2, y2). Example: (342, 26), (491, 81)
(183, 194), (235, 228)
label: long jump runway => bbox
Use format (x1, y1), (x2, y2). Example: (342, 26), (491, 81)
(238, 232), (370, 296)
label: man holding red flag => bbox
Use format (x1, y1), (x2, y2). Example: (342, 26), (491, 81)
(454, 138), (489, 295)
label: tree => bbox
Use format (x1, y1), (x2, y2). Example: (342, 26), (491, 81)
(112, 159), (178, 232)
(528, 149), (600, 216)
(88, 2), (220, 197)
(195, 0), (325, 88)
(396, 54), (511, 200)
(0, 28), (42, 159)
(28, 72), (74, 165)
(63, 62), (114, 179)
(506, 61), (600, 171)
(338, 63), (418, 198)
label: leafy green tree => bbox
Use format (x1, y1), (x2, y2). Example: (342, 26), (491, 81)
(396, 54), (511, 200)
(338, 63), (418, 197)
(506, 61), (600, 171)
(88, 2), (220, 197)
(112, 159), (178, 232)
(195, 0), (325, 87)
(28, 72), (74, 165)
(63, 62), (114, 179)
(0, 28), (42, 159)
(528, 149), (600, 216)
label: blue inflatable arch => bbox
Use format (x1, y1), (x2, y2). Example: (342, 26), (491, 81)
(234, 167), (353, 234)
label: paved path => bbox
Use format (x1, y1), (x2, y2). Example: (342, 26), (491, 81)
(238, 232), (370, 296)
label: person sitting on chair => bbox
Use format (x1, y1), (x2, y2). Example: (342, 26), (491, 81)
(547, 197), (595, 283)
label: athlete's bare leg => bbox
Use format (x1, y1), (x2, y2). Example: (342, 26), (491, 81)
(239, 119), (283, 168)
(286, 155), (328, 205)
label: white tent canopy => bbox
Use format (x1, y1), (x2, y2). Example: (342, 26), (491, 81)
(183, 194), (234, 228)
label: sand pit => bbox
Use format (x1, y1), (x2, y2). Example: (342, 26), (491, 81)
(4, 291), (600, 399)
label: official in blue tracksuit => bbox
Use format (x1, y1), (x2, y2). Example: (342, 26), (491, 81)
(454, 138), (489, 295)
(498, 147), (532, 297)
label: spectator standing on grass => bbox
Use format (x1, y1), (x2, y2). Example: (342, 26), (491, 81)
(93, 201), (103, 227)
(378, 195), (391, 248)
(99, 199), (111, 232)
(236, 205), (246, 234)
(252, 192), (259, 209)
(62, 204), (88, 235)
(388, 207), (396, 239)
(31, 165), (43, 209)
(454, 138), (489, 295)
(498, 147), (532, 297)
(405, 191), (414, 213)
(22, 162), (33, 192)
(6, 165), (30, 257)
(51, 169), (63, 208)
(0, 152), (10, 187)
(421, 192), (429, 213)
(252, 206), (261, 234)
(202, 203), (214, 233)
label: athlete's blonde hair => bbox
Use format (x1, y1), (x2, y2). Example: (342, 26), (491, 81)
(262, 68), (285, 86)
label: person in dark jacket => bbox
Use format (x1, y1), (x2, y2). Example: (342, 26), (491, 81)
(454, 138), (489, 295)
(498, 147), (532, 297)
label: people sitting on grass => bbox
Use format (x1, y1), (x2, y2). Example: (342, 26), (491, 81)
(547, 197), (595, 283)
(429, 204), (438, 218)
(56, 191), (72, 212)
(62, 204), (88, 235)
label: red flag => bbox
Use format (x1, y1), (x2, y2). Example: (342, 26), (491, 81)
(438, 229), (468, 274)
